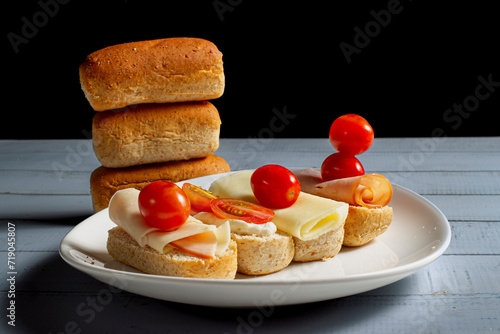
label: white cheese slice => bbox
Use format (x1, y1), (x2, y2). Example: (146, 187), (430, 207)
(214, 221), (231, 256)
(108, 188), (159, 246)
(209, 170), (349, 241)
(146, 218), (216, 253)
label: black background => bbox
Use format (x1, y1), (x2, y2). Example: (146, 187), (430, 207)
(4, 0), (499, 139)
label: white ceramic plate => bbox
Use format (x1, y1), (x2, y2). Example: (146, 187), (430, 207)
(59, 171), (451, 307)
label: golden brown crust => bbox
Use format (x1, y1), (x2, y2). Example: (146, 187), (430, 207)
(293, 223), (345, 262)
(79, 37), (224, 111)
(343, 206), (393, 247)
(90, 155), (230, 212)
(107, 226), (237, 279)
(231, 231), (294, 275)
(92, 101), (221, 168)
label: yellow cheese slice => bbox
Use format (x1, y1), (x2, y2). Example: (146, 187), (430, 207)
(108, 188), (230, 256)
(209, 170), (349, 241)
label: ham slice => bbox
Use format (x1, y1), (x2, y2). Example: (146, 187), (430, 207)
(171, 231), (218, 259)
(293, 169), (393, 208)
(108, 188), (230, 259)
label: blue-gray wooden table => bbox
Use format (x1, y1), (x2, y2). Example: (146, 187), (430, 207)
(1, 137), (499, 333)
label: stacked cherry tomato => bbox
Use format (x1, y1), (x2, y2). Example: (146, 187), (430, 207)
(321, 114), (374, 181)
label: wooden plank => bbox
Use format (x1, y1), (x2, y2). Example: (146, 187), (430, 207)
(217, 137), (500, 153)
(2, 220), (498, 255)
(398, 255), (500, 296)
(4, 137), (500, 155)
(216, 139), (500, 172)
(217, 138), (500, 173)
(385, 171), (500, 195)
(2, 138), (499, 172)
(0, 193), (496, 223)
(0, 139), (74, 153)
(2, 249), (497, 297)
(360, 151), (500, 173)
(0, 220), (76, 252)
(0, 194), (93, 219)
(5, 292), (499, 334)
(367, 136), (500, 152)
(447, 222), (500, 255)
(0, 137), (497, 157)
(0, 170), (91, 195)
(1, 168), (498, 199)
(218, 150), (500, 172)
(1, 179), (498, 220)
(0, 252), (101, 293)
(424, 195), (500, 221)
(1, 170), (498, 197)
(0, 151), (100, 172)
(2, 169), (499, 197)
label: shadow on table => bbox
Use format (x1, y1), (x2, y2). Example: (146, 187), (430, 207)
(5, 252), (414, 334)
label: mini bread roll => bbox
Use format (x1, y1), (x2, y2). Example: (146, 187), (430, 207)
(293, 168), (394, 247)
(79, 37), (224, 111)
(343, 206), (393, 247)
(231, 231), (294, 275)
(92, 101), (221, 168)
(293, 222), (345, 262)
(107, 226), (237, 279)
(193, 212), (294, 276)
(90, 155), (230, 213)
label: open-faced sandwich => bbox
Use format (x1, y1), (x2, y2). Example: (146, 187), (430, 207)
(182, 182), (295, 276)
(294, 114), (393, 247)
(293, 169), (393, 246)
(208, 165), (349, 263)
(106, 182), (237, 279)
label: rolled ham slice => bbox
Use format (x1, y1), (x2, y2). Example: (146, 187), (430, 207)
(293, 169), (393, 208)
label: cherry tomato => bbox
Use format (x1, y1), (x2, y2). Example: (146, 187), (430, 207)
(250, 164), (301, 209)
(321, 152), (365, 181)
(329, 114), (374, 155)
(182, 183), (219, 213)
(210, 198), (275, 224)
(138, 181), (191, 231)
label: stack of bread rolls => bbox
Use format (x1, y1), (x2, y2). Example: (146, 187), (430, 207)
(79, 37), (230, 212)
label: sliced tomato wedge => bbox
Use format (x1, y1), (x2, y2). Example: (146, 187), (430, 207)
(182, 183), (219, 213)
(210, 198), (275, 224)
